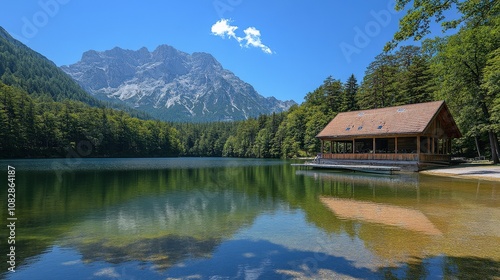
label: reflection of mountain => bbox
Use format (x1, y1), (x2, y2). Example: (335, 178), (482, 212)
(63, 189), (268, 268)
(320, 197), (441, 235)
(163, 239), (379, 279)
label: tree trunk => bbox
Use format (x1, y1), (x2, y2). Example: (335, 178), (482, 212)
(494, 133), (500, 164)
(474, 136), (481, 158)
(477, 97), (499, 163)
(488, 131), (499, 163)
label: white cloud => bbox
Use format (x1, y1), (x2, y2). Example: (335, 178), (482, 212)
(211, 19), (273, 54)
(211, 19), (239, 40)
(242, 27), (272, 54)
(94, 267), (120, 278)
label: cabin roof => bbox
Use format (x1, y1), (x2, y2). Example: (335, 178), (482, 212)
(316, 101), (462, 139)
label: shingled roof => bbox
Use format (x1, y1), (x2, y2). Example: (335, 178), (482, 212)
(316, 100), (461, 139)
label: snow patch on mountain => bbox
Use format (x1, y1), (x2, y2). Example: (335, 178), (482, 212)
(61, 45), (296, 122)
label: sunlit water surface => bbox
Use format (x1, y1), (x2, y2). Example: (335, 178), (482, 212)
(0, 158), (498, 279)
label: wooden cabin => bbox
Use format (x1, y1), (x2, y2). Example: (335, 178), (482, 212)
(315, 101), (461, 171)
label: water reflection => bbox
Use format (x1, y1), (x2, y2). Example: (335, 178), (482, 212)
(0, 159), (499, 279)
(296, 169), (420, 189)
(62, 188), (272, 270)
(297, 169), (500, 267)
(319, 197), (442, 235)
(76, 234), (220, 270)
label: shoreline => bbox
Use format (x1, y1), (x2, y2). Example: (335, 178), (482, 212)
(420, 163), (500, 182)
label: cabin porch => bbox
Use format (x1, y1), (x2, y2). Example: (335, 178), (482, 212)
(318, 135), (452, 165)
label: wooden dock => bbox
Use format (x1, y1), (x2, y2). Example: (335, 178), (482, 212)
(291, 162), (401, 175)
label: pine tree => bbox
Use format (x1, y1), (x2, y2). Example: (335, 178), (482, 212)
(323, 76), (343, 114)
(357, 53), (398, 109)
(393, 46), (432, 105)
(341, 74), (358, 112)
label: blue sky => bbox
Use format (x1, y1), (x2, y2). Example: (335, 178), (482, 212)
(0, 1), (452, 103)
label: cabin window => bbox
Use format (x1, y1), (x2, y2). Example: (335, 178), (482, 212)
(377, 125), (383, 129)
(397, 108), (406, 112)
(358, 126), (363, 130)
(345, 127), (351, 131)
(358, 112), (365, 116)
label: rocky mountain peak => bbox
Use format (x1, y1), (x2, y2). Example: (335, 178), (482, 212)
(80, 50), (102, 63)
(62, 45), (296, 122)
(191, 52), (223, 72)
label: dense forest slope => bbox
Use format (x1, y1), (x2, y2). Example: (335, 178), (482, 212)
(0, 27), (150, 119)
(0, 81), (181, 158)
(0, 27), (100, 106)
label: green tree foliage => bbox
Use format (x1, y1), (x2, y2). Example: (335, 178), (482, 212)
(388, 0), (500, 162)
(427, 18), (500, 161)
(304, 111), (330, 155)
(0, 28), (100, 106)
(303, 76), (344, 116)
(357, 46), (433, 109)
(395, 46), (433, 104)
(341, 74), (359, 112)
(280, 106), (306, 158)
(386, 0), (500, 50)
(357, 53), (399, 109)
(484, 48), (500, 122)
(0, 82), (181, 158)
(0, 27), (151, 120)
(211, 76), (350, 159)
(175, 122), (237, 156)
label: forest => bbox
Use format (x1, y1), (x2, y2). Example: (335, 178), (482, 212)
(0, 82), (181, 158)
(1, 0), (499, 161)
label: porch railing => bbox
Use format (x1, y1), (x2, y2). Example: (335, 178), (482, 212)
(319, 153), (451, 162)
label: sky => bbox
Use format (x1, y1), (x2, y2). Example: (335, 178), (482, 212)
(0, 1), (453, 103)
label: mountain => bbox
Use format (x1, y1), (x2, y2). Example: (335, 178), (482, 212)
(0, 27), (151, 119)
(61, 45), (296, 122)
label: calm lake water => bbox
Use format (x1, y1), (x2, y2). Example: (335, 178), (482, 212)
(0, 158), (499, 279)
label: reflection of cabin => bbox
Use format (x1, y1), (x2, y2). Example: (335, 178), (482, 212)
(320, 197), (442, 235)
(315, 101), (461, 171)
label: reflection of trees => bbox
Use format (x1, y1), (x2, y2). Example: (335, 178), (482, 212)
(296, 170), (500, 266)
(63, 188), (268, 268)
(77, 234), (220, 270)
(379, 256), (500, 280)
(2, 161), (499, 277)
(6, 164), (281, 271)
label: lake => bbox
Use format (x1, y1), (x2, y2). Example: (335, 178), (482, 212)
(1, 158), (499, 279)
